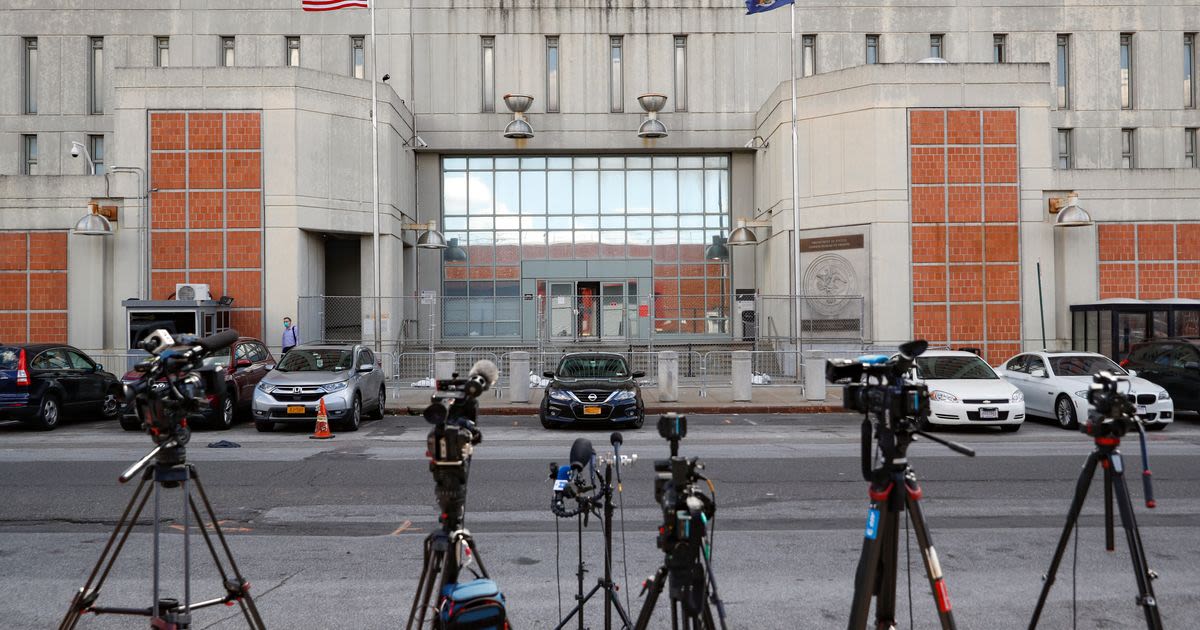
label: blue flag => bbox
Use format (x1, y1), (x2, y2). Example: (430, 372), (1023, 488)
(745, 0), (793, 14)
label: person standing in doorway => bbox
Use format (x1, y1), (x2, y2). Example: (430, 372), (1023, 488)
(282, 317), (300, 354)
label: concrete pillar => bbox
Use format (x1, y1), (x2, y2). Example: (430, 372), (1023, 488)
(509, 351), (530, 403)
(434, 351), (456, 381)
(805, 351), (826, 401)
(731, 350), (752, 402)
(658, 351), (679, 403)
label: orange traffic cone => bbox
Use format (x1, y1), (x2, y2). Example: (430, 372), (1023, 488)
(310, 398), (334, 440)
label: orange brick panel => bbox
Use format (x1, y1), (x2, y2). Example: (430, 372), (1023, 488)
(984, 186), (1019, 223)
(189, 152), (223, 189)
(469, 266), (494, 280)
(0, 313), (27, 342)
(948, 265), (984, 302)
(226, 271), (261, 308)
(188, 231), (225, 269)
(522, 244), (549, 259)
(910, 148), (946, 184)
(983, 147), (1018, 184)
(983, 225), (1019, 262)
(445, 266), (468, 280)
(0, 233), (29, 270)
(187, 113), (224, 150)
(188, 271), (224, 298)
(226, 232), (261, 268)
(1179, 263), (1200, 298)
(912, 265), (947, 303)
(1097, 224), (1136, 261)
(986, 343), (1022, 366)
(1137, 263), (1175, 299)
(151, 152), (187, 189)
(913, 304), (948, 342)
(226, 191), (262, 228)
(679, 279), (706, 295)
(985, 303), (1021, 342)
(574, 243), (599, 259)
(911, 186), (945, 223)
(151, 271), (186, 299)
(909, 111), (945, 145)
(30, 312), (67, 343)
(469, 246), (494, 265)
(151, 192), (187, 229)
(1177, 224), (1200, 260)
(28, 232), (67, 270)
(495, 245), (521, 265)
(947, 110), (981, 144)
(28, 273), (67, 310)
(226, 152), (261, 189)
(653, 244), (679, 262)
(230, 309), (262, 340)
(150, 113), (187, 150)
(679, 244), (706, 263)
(982, 110), (1018, 144)
(0, 273), (28, 310)
(912, 225), (947, 263)
(1098, 263), (1136, 299)
(600, 243), (624, 258)
(986, 264), (1021, 301)
(495, 266), (520, 280)
(949, 304), (984, 341)
(188, 192), (224, 229)
(152, 232), (186, 270)
(947, 186), (982, 222)
(1136, 224), (1175, 260)
(947, 147), (981, 184)
(225, 113), (262, 150)
(948, 225), (984, 263)
(679, 264), (705, 277)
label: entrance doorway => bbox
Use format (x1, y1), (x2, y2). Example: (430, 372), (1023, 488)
(546, 280), (638, 342)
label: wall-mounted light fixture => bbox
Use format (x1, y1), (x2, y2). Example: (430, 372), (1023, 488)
(1049, 192), (1093, 228)
(727, 219), (773, 246)
(704, 235), (729, 261)
(442, 237), (468, 262)
(502, 94), (534, 139)
(404, 220), (447, 249)
(72, 202), (115, 236)
(637, 93), (668, 139)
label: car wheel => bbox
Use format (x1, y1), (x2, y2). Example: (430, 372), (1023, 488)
(631, 414), (645, 429)
(339, 395), (361, 432)
(369, 386), (386, 420)
(254, 420), (275, 433)
(1144, 421), (1167, 432)
(119, 415), (142, 431)
(540, 416), (556, 430)
(212, 391), (235, 431)
(101, 387), (122, 420)
(30, 394), (62, 431)
(916, 415), (934, 432)
(999, 424), (1021, 433)
(1055, 395), (1078, 430)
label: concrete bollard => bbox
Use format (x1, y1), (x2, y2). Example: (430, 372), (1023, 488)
(657, 351), (679, 403)
(805, 351), (826, 401)
(731, 350), (752, 402)
(434, 351), (456, 382)
(509, 351), (530, 403)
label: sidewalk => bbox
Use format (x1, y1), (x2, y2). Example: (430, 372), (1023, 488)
(387, 385), (844, 415)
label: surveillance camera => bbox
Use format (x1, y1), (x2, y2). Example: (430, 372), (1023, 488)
(414, 135), (429, 149)
(382, 73), (390, 82)
(70, 145), (81, 158)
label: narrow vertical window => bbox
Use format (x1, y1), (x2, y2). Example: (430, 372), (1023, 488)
(286, 36), (301, 67)
(351, 36), (365, 78)
(23, 38), (37, 114)
(993, 34), (1007, 63)
(930, 34), (944, 59)
(156, 36), (170, 67)
(89, 135), (105, 175)
(220, 36), (235, 67)
(545, 36), (559, 113)
(22, 135), (38, 175)
(802, 35), (816, 76)
(865, 34), (879, 65)
(1120, 33), (1134, 109)
(1057, 35), (1071, 109)
(1186, 128), (1197, 168)
(1121, 128), (1136, 168)
(1185, 33), (1196, 108)
(89, 37), (103, 114)
(609, 36), (623, 113)
(673, 35), (688, 111)
(1057, 128), (1073, 169)
(481, 36), (495, 112)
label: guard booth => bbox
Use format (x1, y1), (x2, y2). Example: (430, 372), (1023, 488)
(122, 298), (233, 349)
(1070, 298), (1200, 361)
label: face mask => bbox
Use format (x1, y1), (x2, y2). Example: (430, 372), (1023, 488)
(284, 322), (291, 329)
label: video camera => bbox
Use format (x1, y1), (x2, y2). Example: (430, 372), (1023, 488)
(825, 339), (931, 427)
(421, 360), (498, 527)
(1083, 370), (1139, 438)
(126, 329), (238, 446)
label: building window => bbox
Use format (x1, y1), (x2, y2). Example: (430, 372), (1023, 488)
(545, 36), (559, 113)
(23, 38), (37, 115)
(351, 36), (365, 78)
(481, 36), (495, 112)
(220, 36), (235, 67)
(89, 37), (103, 114)
(1120, 33), (1134, 109)
(1057, 34), (1071, 109)
(865, 34), (879, 65)
(89, 135), (105, 175)
(1057, 128), (1073, 169)
(674, 36), (688, 111)
(1186, 33), (1196, 108)
(286, 36), (301, 67)
(1185, 128), (1197, 168)
(930, 34), (944, 59)
(609, 36), (623, 113)
(802, 35), (816, 76)
(993, 34), (1007, 63)
(156, 36), (170, 67)
(22, 135), (37, 175)
(1121, 128), (1136, 168)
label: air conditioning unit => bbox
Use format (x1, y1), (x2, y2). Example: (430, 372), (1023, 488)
(174, 283), (212, 301)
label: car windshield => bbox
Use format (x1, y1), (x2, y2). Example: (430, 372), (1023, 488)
(556, 356), (629, 379)
(914, 355), (997, 380)
(0, 348), (18, 370)
(1050, 356), (1127, 377)
(276, 349), (353, 372)
(203, 354), (232, 369)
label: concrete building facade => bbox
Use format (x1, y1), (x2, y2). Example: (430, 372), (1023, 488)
(1, 1), (1199, 362)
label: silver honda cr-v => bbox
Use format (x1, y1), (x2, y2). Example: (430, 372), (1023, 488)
(251, 343), (386, 432)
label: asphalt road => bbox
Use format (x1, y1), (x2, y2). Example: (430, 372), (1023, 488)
(1, 411), (1198, 629)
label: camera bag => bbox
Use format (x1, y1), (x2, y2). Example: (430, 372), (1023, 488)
(437, 578), (508, 630)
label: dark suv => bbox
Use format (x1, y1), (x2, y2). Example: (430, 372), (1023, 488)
(539, 353), (645, 429)
(1123, 338), (1200, 413)
(0, 344), (123, 430)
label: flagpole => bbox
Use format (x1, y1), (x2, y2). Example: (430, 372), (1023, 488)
(789, 2), (803, 368)
(370, 0), (382, 354)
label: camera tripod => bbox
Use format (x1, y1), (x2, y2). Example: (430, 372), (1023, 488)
(60, 440), (265, 630)
(1028, 428), (1163, 630)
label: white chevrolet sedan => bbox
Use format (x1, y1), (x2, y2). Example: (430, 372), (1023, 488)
(999, 351), (1173, 431)
(908, 350), (1026, 431)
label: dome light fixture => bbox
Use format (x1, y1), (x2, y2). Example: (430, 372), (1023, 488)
(637, 93), (668, 139)
(1053, 192), (1093, 228)
(502, 93), (535, 139)
(705, 235), (729, 261)
(405, 220), (448, 249)
(443, 238), (468, 262)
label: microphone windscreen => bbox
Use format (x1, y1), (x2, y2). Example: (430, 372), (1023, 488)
(197, 329), (239, 353)
(610, 431), (623, 447)
(469, 359), (500, 387)
(569, 438), (594, 471)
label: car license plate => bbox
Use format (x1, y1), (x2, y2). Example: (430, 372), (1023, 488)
(583, 406), (602, 415)
(1137, 405), (1148, 415)
(979, 407), (999, 419)
(287, 405), (306, 415)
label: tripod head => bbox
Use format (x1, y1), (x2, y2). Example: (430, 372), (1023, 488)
(422, 360), (496, 530)
(1083, 370), (1139, 440)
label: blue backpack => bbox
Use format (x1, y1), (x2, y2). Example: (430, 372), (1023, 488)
(437, 578), (509, 630)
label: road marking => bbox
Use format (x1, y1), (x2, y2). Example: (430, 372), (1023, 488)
(167, 519), (252, 534)
(390, 520), (415, 536)
(743, 418), (758, 425)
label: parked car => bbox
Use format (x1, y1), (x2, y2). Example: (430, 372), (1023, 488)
(1122, 338), (1200, 413)
(1000, 351), (1173, 430)
(252, 343), (386, 432)
(906, 350), (1025, 431)
(120, 337), (275, 431)
(0, 344), (123, 431)
(539, 353), (645, 430)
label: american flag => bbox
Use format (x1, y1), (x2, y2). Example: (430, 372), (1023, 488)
(302, 0), (368, 11)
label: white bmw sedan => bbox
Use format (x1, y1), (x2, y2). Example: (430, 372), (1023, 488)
(999, 351), (1173, 431)
(909, 350), (1026, 431)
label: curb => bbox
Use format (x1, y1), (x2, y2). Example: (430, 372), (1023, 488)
(389, 404), (843, 416)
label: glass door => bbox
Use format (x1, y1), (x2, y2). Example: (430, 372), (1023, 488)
(600, 282), (626, 339)
(549, 282), (575, 340)
(577, 282), (600, 340)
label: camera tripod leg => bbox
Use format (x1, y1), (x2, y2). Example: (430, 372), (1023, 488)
(1028, 449), (1101, 630)
(847, 489), (891, 630)
(1104, 462), (1115, 551)
(554, 581), (603, 630)
(1108, 453), (1164, 630)
(905, 482), (957, 630)
(185, 484), (265, 628)
(632, 566), (668, 630)
(406, 534), (443, 630)
(462, 532), (490, 579)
